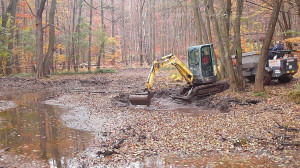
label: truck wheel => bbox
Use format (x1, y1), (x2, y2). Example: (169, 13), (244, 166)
(278, 76), (292, 83)
(264, 71), (272, 85)
(246, 76), (255, 83)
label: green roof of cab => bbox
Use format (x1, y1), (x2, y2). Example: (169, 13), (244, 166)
(187, 43), (213, 51)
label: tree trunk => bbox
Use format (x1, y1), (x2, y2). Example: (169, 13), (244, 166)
(206, 0), (226, 78)
(97, 0), (105, 69)
(204, 0), (213, 43)
(71, 0), (77, 71)
(139, 0), (146, 67)
(152, 0), (156, 61)
(222, 0), (239, 91)
(234, 0), (245, 91)
(15, 29), (21, 73)
(279, 3), (292, 50)
(43, 0), (57, 77)
(88, 0), (93, 71)
(36, 0), (47, 78)
(121, 0), (127, 66)
(111, 0), (115, 65)
(198, 10), (209, 44)
(191, 0), (203, 44)
(254, 0), (283, 92)
(75, 0), (83, 69)
(296, 1), (300, 19)
(1, 0), (4, 18)
(2, 0), (19, 75)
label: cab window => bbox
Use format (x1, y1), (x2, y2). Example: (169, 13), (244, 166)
(201, 46), (214, 77)
(188, 50), (199, 65)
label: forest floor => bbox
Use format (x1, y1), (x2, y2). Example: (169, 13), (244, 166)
(0, 68), (300, 167)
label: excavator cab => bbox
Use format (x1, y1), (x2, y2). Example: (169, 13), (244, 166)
(187, 44), (217, 85)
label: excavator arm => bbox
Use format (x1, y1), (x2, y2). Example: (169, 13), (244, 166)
(145, 54), (194, 92)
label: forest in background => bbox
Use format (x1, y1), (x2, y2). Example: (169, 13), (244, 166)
(0, 0), (300, 90)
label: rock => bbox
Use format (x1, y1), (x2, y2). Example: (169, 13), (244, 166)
(96, 150), (118, 157)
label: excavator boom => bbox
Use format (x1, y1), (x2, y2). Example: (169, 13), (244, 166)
(145, 54), (194, 92)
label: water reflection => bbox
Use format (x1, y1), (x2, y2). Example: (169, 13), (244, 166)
(0, 92), (92, 167)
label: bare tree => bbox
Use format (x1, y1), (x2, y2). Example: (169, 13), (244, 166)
(254, 0), (283, 92)
(88, 0), (93, 71)
(111, 0), (116, 65)
(75, 0), (83, 69)
(97, 0), (105, 69)
(43, 0), (57, 77)
(1, 0), (19, 75)
(192, 0), (203, 44)
(35, 0), (47, 78)
(205, 0), (226, 78)
(70, 0), (76, 71)
(234, 0), (245, 91)
(138, 0), (146, 66)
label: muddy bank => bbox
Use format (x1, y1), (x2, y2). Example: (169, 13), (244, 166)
(49, 86), (299, 167)
(45, 95), (127, 134)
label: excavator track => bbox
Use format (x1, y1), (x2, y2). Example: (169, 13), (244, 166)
(175, 81), (230, 100)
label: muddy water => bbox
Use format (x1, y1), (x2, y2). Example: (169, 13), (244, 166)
(0, 92), (93, 167)
(128, 154), (279, 168)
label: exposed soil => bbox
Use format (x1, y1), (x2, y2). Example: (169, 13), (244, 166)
(0, 68), (300, 167)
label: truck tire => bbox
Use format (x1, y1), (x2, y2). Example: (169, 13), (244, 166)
(246, 76), (255, 83)
(278, 76), (292, 83)
(264, 71), (272, 85)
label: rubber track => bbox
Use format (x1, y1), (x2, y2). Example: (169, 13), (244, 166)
(175, 81), (229, 100)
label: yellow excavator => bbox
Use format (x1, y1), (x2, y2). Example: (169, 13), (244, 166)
(129, 44), (229, 106)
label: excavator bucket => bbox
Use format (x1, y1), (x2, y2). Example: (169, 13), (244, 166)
(129, 92), (154, 106)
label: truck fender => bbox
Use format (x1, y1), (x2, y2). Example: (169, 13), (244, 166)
(265, 67), (273, 73)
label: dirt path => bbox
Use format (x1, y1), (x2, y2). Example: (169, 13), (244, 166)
(0, 69), (300, 167)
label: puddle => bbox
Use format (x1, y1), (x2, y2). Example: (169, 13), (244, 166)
(127, 154), (280, 168)
(0, 91), (93, 167)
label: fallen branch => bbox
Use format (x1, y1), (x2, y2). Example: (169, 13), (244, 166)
(268, 130), (295, 139)
(281, 142), (300, 147)
(273, 119), (300, 132)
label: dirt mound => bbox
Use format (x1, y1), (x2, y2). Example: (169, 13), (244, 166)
(196, 97), (261, 113)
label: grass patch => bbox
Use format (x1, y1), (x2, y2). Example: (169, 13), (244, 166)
(1, 69), (117, 78)
(94, 68), (118, 73)
(4, 73), (35, 78)
(253, 92), (269, 98)
(52, 69), (117, 76)
(288, 83), (300, 104)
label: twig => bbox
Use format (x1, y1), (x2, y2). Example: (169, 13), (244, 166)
(83, 0), (98, 10)
(43, 24), (60, 30)
(25, 0), (36, 17)
(268, 130), (295, 139)
(273, 119), (283, 128)
(273, 119), (300, 132)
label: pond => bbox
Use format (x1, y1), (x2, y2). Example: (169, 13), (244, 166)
(0, 91), (93, 167)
